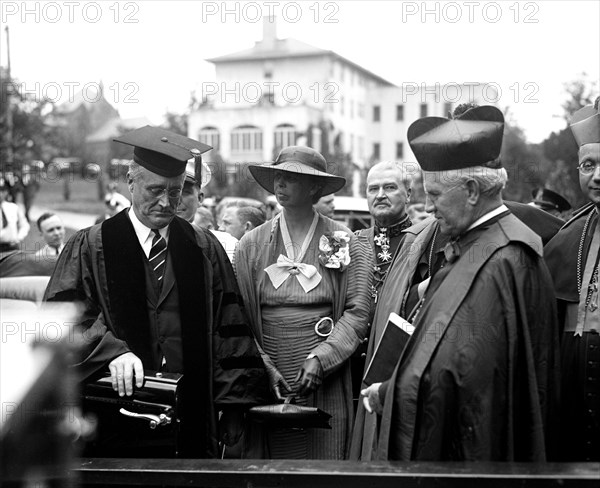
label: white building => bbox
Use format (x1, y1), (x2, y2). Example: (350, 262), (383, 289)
(188, 17), (498, 194)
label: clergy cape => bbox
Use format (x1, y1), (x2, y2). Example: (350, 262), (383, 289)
(235, 214), (372, 458)
(350, 217), (437, 460)
(376, 212), (559, 461)
(43, 210), (268, 458)
(545, 203), (599, 461)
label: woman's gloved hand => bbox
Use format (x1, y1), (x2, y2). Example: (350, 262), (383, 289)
(262, 354), (291, 401)
(295, 357), (323, 397)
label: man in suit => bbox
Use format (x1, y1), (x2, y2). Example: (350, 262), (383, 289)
(35, 212), (65, 258)
(44, 126), (267, 457)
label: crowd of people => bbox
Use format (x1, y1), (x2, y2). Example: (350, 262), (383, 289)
(2, 99), (598, 463)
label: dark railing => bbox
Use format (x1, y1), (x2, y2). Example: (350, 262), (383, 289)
(76, 458), (599, 487)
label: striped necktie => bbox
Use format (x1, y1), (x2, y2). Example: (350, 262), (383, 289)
(149, 229), (167, 283)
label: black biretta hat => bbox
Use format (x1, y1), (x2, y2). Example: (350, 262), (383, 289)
(408, 105), (504, 171)
(114, 126), (212, 177)
(570, 104), (600, 147)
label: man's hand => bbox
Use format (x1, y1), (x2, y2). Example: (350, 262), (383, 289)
(108, 352), (144, 396)
(295, 357), (323, 397)
(361, 382), (383, 415)
(219, 407), (244, 447)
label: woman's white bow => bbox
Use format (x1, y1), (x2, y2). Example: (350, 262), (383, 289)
(265, 255), (321, 292)
(264, 211), (322, 293)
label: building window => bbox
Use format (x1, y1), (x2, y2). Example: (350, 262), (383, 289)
(420, 103), (428, 117)
(350, 100), (354, 118)
(396, 104), (404, 121)
(198, 127), (220, 151)
(373, 105), (381, 122)
(373, 142), (380, 160)
(231, 126), (263, 152)
(358, 102), (364, 118)
(274, 124), (296, 150)
(444, 102), (453, 117)
(396, 142), (404, 159)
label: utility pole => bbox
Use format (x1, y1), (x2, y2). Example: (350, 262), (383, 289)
(4, 25), (14, 162)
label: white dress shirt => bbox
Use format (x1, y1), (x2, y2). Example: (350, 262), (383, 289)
(128, 208), (169, 258)
(0, 200), (30, 245)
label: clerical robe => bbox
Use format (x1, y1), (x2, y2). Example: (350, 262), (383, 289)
(376, 212), (559, 461)
(545, 203), (599, 461)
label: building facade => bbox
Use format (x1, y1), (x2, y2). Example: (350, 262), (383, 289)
(188, 18), (498, 194)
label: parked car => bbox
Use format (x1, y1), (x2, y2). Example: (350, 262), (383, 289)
(332, 196), (373, 231)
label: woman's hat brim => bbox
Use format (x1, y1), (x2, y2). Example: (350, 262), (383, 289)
(249, 161), (346, 196)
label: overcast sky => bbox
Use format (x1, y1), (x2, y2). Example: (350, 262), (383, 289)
(1, 0), (598, 143)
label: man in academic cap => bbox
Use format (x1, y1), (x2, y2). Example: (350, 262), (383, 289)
(361, 106), (559, 461)
(44, 126), (267, 458)
(530, 187), (572, 219)
(545, 97), (600, 462)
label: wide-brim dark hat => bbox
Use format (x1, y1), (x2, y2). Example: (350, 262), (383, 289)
(249, 146), (346, 196)
(531, 187), (572, 212)
(408, 105), (504, 171)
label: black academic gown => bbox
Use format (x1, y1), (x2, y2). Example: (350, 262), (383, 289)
(44, 210), (268, 457)
(376, 212), (560, 461)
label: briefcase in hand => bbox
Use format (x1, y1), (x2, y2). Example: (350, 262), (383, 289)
(82, 371), (182, 458)
(248, 395), (332, 429)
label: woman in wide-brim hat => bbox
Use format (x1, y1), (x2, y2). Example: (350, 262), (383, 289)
(236, 146), (372, 460)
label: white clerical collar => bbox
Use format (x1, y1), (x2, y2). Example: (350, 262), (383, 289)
(128, 208), (169, 247)
(466, 204), (508, 232)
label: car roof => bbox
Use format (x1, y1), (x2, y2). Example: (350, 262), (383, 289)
(333, 196), (369, 212)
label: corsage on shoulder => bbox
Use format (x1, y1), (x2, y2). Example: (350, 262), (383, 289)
(318, 231), (351, 271)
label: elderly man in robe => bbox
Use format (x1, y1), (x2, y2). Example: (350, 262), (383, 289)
(361, 105), (559, 461)
(44, 126), (267, 457)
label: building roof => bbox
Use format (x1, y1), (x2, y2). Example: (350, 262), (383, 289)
(86, 116), (152, 143)
(54, 83), (113, 114)
(207, 23), (395, 87)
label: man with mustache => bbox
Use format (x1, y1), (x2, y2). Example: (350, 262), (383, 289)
(349, 161), (413, 458)
(44, 126), (267, 458)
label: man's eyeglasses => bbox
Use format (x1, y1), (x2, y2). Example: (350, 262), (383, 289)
(147, 187), (183, 199)
(577, 160), (600, 175)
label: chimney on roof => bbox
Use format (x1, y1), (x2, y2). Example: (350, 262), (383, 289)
(262, 16), (276, 49)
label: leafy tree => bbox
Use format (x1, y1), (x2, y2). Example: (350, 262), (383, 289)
(0, 68), (68, 164)
(542, 75), (597, 210)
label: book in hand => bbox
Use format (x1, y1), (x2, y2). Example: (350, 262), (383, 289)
(362, 312), (415, 386)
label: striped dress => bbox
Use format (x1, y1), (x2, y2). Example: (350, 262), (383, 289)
(236, 214), (372, 459)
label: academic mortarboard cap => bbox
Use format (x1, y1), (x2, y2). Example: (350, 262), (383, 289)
(570, 105), (600, 147)
(531, 187), (572, 212)
(114, 126), (212, 177)
(184, 159), (212, 189)
(408, 105), (504, 171)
